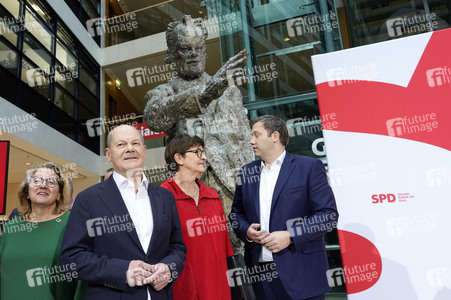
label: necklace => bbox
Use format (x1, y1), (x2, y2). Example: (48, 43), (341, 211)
(179, 182), (199, 198)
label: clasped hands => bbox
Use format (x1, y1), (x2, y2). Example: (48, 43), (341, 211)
(126, 260), (171, 291)
(246, 223), (291, 253)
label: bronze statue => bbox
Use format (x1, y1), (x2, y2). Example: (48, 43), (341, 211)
(144, 15), (253, 252)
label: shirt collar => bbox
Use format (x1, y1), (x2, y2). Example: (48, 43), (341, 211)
(261, 150), (286, 170)
(112, 171), (149, 190)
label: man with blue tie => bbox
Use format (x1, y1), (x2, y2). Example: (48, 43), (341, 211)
(230, 115), (338, 300)
(61, 125), (186, 300)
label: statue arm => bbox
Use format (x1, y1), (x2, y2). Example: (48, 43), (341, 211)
(144, 49), (249, 133)
(199, 49), (249, 106)
(144, 84), (204, 132)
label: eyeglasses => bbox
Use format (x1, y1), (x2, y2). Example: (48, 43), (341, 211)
(29, 176), (59, 188)
(184, 149), (207, 158)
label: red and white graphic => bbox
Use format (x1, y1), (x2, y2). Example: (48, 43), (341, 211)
(0, 141), (9, 215)
(132, 123), (166, 140)
(337, 230), (382, 294)
(313, 29), (451, 299)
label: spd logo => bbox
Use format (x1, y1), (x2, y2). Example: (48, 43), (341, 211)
(371, 193), (396, 204)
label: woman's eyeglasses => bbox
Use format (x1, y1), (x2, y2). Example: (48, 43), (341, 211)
(29, 176), (59, 188)
(184, 149), (207, 158)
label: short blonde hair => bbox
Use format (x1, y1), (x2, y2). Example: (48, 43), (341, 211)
(17, 162), (70, 216)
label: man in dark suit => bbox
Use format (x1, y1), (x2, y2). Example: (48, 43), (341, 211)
(230, 115), (338, 300)
(61, 125), (186, 300)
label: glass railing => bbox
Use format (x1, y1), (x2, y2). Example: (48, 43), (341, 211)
(105, 0), (205, 47)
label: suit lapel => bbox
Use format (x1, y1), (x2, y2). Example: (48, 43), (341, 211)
(145, 183), (163, 256)
(271, 152), (295, 212)
(250, 161), (262, 222)
(98, 177), (144, 253)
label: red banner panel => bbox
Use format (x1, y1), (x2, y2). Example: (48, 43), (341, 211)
(133, 123), (167, 140)
(0, 141), (10, 215)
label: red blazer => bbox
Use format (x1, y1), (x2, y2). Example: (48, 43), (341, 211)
(161, 178), (234, 300)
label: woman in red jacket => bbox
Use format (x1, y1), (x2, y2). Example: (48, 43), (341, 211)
(161, 134), (233, 300)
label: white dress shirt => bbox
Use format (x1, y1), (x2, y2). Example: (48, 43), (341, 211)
(113, 171), (153, 299)
(259, 150), (286, 262)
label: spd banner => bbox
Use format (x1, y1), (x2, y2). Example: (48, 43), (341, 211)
(312, 29), (451, 299)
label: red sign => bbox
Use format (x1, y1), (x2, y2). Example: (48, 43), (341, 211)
(133, 123), (167, 140)
(0, 141), (10, 215)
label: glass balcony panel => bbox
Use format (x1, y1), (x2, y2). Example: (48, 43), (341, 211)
(0, 0), (20, 19)
(80, 65), (98, 95)
(23, 33), (51, 71)
(56, 41), (77, 71)
(0, 40), (17, 75)
(55, 85), (75, 117)
(21, 59), (50, 99)
(25, 8), (53, 52)
(105, 0), (205, 46)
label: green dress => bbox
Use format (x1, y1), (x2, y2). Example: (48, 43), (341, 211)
(0, 211), (82, 300)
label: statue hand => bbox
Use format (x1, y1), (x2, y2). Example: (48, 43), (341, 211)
(199, 49), (249, 106)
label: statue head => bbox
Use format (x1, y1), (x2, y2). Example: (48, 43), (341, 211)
(165, 15), (208, 80)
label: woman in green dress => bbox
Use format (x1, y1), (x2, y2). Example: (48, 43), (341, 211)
(0, 162), (80, 299)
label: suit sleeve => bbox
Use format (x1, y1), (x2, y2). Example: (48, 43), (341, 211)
(291, 159), (339, 250)
(157, 190), (187, 286)
(60, 191), (130, 291)
(229, 168), (252, 244)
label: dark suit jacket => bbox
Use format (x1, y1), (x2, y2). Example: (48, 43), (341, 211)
(230, 152), (338, 299)
(60, 176), (187, 300)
